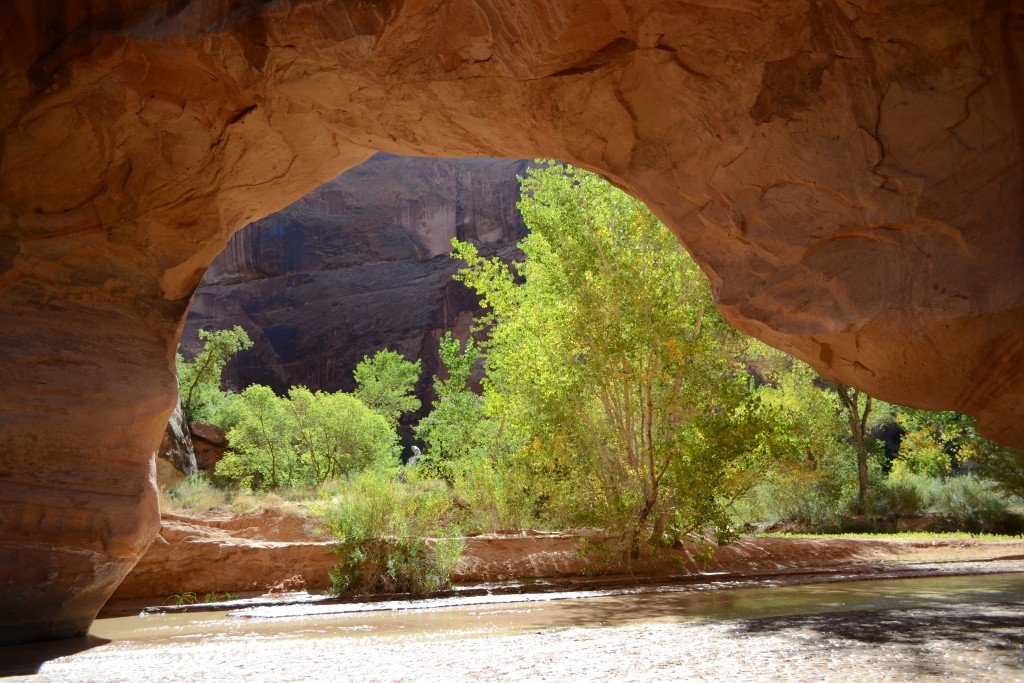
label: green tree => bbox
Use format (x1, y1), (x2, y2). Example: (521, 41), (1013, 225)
(176, 326), (253, 425)
(827, 381), (875, 513)
(216, 384), (291, 489)
(964, 442), (1024, 501)
(450, 162), (784, 550)
(894, 409), (1024, 500)
(414, 333), (488, 479)
(286, 386), (400, 484)
(217, 384), (399, 489)
(891, 428), (951, 478)
(748, 346), (859, 526)
(353, 349), (422, 427)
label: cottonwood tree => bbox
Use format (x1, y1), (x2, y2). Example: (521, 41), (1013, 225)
(826, 381), (874, 513)
(217, 384), (399, 489)
(176, 326), (253, 425)
(449, 162), (786, 551)
(353, 349), (422, 427)
(414, 333), (488, 479)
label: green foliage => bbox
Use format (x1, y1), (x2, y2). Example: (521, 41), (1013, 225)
(353, 349), (422, 427)
(876, 472), (939, 518)
(896, 409), (973, 463)
(888, 409), (1024, 501)
(216, 385), (399, 489)
(285, 386), (399, 483)
(965, 438), (1024, 500)
(891, 428), (951, 478)
(176, 326), (253, 426)
(414, 333), (489, 479)
(164, 472), (230, 510)
(440, 162), (787, 550)
(932, 476), (1024, 535)
(449, 443), (547, 532)
(740, 349), (860, 527)
(314, 466), (464, 595)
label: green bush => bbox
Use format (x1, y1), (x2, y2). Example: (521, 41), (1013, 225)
(963, 437), (1024, 501)
(314, 467), (464, 595)
(217, 385), (400, 490)
(933, 476), (1024, 535)
(164, 473), (230, 510)
(450, 447), (549, 533)
(876, 473), (939, 519)
(732, 468), (858, 531)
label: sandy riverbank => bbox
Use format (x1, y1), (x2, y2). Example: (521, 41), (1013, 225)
(102, 509), (1024, 614)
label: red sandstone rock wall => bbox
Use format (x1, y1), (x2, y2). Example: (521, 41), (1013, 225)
(181, 154), (529, 411)
(1, 0), (1023, 643)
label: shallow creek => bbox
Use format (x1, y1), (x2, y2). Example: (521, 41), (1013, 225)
(6, 572), (1024, 681)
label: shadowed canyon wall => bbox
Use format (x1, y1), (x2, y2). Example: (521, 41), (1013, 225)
(1, 0), (1022, 643)
(182, 153), (529, 416)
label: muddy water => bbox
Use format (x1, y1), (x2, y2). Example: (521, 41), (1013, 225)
(6, 572), (1024, 681)
(90, 572), (1024, 642)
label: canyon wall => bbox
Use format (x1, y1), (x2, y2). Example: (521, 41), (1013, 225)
(1, 0), (1022, 643)
(182, 153), (529, 412)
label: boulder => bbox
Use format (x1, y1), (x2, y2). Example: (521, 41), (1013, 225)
(189, 422), (228, 474)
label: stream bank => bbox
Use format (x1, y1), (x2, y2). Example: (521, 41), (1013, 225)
(101, 509), (1024, 616)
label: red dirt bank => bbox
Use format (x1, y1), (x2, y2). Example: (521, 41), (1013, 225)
(106, 510), (1024, 609)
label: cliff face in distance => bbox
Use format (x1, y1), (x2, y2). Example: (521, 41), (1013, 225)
(182, 153), (531, 414)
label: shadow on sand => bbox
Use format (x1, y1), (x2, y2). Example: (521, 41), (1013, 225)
(0, 634), (110, 677)
(725, 602), (1024, 677)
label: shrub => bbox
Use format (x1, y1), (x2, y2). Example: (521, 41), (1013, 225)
(314, 467), (464, 595)
(164, 473), (230, 510)
(450, 447), (547, 533)
(876, 473), (938, 518)
(962, 437), (1024, 501)
(732, 466), (858, 531)
(932, 476), (1024, 535)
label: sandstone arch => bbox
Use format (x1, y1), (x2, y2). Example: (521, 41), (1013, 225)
(1, 1), (1022, 643)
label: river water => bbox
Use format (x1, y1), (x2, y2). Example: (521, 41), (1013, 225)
(5, 572), (1024, 681)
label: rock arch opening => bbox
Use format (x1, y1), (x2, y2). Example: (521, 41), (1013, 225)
(1, 0), (1022, 643)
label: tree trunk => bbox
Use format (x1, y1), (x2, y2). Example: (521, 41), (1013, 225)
(833, 382), (872, 514)
(854, 434), (869, 513)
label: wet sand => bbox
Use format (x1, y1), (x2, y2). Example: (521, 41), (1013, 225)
(4, 568), (1023, 681)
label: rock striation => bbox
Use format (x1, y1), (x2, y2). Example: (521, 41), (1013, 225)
(181, 153), (529, 412)
(1, 0), (1023, 643)
(158, 401), (198, 478)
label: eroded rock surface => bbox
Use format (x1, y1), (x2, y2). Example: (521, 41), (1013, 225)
(1, 0), (1022, 642)
(182, 153), (528, 412)
(159, 401), (198, 478)
(189, 422), (228, 474)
